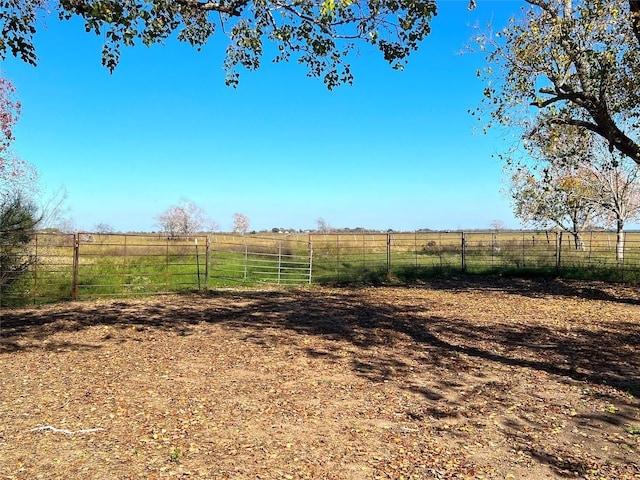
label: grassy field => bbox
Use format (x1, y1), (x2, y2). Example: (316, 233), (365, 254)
(2, 231), (640, 306)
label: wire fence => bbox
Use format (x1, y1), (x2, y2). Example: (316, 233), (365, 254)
(308, 230), (640, 283)
(1, 230), (639, 306)
(0, 233), (313, 306)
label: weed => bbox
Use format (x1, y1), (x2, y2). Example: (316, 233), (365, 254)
(169, 448), (181, 463)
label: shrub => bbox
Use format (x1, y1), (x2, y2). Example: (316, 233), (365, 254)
(0, 195), (39, 305)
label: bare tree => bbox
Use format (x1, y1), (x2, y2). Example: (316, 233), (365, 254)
(155, 198), (209, 238)
(94, 222), (115, 234)
(583, 151), (640, 261)
(232, 212), (250, 234)
(208, 219), (221, 233)
(315, 217), (333, 233)
(489, 220), (506, 231)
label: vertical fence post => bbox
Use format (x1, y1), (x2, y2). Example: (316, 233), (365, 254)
(244, 243), (248, 281)
(308, 239), (313, 284)
(205, 236), (210, 290)
(386, 233), (392, 281)
(363, 233), (366, 268)
(461, 232), (467, 273)
(33, 233), (39, 304)
(165, 236), (170, 291)
(619, 233), (625, 282)
(122, 234), (128, 295)
(556, 231), (562, 275)
(414, 231), (418, 274)
(195, 238), (201, 290)
(72, 233), (79, 301)
(492, 233), (498, 271)
(336, 234), (340, 282)
(278, 241), (282, 284)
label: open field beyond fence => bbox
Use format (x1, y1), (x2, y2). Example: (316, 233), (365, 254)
(0, 279), (638, 479)
(1, 230), (640, 306)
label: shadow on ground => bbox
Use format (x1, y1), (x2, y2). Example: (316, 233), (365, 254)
(2, 278), (639, 394)
(2, 278), (639, 477)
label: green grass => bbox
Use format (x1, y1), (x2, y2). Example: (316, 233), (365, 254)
(2, 231), (640, 306)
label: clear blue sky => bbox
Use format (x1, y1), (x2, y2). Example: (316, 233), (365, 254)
(4, 1), (526, 233)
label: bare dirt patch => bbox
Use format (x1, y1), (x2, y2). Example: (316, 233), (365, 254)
(1, 277), (639, 479)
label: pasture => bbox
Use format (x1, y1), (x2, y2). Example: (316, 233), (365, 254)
(1, 278), (639, 479)
(3, 230), (640, 307)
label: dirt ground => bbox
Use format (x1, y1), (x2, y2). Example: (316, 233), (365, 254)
(1, 277), (639, 479)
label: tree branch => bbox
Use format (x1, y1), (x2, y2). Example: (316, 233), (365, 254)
(630, 0), (640, 46)
(269, 0), (367, 36)
(534, 87), (593, 109)
(174, 0), (251, 16)
(63, 0), (251, 17)
(547, 116), (640, 163)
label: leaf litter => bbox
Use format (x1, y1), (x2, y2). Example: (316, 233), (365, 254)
(0, 277), (639, 479)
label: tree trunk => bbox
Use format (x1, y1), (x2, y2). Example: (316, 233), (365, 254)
(572, 231), (585, 251)
(630, 0), (640, 46)
(615, 219), (625, 262)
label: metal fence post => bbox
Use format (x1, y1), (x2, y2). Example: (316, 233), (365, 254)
(122, 234), (128, 295)
(278, 241), (282, 284)
(308, 239), (313, 284)
(461, 232), (467, 273)
(386, 233), (392, 281)
(165, 236), (170, 291)
(244, 243), (248, 281)
(33, 232), (39, 304)
(414, 231), (418, 273)
(195, 238), (201, 290)
(336, 234), (340, 281)
(205, 236), (210, 290)
(556, 231), (562, 275)
(72, 233), (79, 301)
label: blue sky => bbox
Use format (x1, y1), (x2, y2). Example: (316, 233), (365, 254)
(4, 1), (525, 233)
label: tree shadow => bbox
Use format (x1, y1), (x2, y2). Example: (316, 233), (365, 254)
(418, 274), (640, 306)
(1, 283), (639, 393)
(2, 281), (639, 475)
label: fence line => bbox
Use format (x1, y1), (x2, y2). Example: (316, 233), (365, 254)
(1, 230), (639, 306)
(307, 230), (640, 283)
